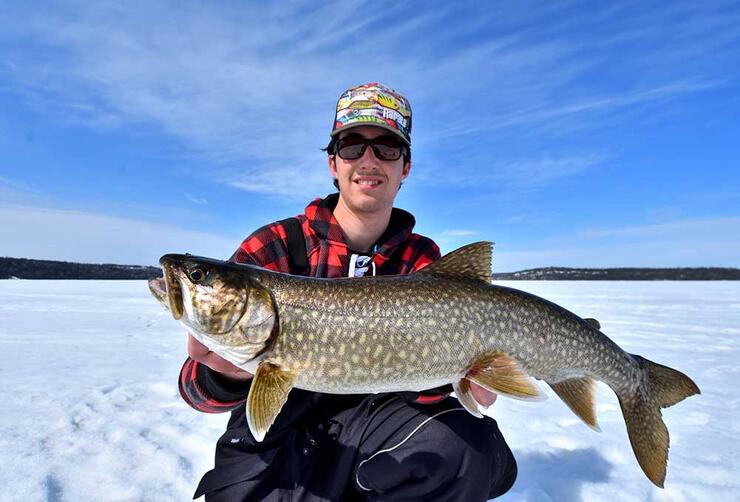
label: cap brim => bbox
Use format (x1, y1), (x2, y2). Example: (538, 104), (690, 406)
(331, 122), (410, 146)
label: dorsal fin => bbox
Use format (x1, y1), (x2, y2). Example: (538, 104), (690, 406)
(583, 318), (601, 330)
(416, 241), (493, 283)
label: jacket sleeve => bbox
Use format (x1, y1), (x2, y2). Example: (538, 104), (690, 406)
(408, 235), (441, 272)
(178, 357), (252, 413)
(178, 222), (291, 413)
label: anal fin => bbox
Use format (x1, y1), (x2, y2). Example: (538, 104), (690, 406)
(466, 351), (543, 400)
(246, 361), (296, 442)
(548, 377), (600, 431)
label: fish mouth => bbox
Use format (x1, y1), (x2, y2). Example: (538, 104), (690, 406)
(160, 260), (184, 320)
(147, 276), (168, 306)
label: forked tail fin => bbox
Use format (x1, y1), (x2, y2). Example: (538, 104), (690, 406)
(618, 355), (700, 487)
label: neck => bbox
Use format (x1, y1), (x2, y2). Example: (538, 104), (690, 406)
(333, 196), (392, 253)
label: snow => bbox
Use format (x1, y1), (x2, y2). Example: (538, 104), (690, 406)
(1, 280), (738, 501)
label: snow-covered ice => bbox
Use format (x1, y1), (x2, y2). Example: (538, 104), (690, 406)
(1, 280), (738, 501)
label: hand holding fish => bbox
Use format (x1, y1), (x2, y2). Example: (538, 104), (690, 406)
(187, 333), (253, 380)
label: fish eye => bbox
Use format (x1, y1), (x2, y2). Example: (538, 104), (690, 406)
(187, 266), (208, 284)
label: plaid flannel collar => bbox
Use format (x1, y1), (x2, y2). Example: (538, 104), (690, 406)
(305, 193), (417, 257)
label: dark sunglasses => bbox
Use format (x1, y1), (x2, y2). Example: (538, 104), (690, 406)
(334, 135), (407, 161)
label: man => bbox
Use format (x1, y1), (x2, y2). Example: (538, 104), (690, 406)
(179, 83), (517, 501)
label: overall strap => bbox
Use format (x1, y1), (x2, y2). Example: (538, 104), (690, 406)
(278, 217), (308, 276)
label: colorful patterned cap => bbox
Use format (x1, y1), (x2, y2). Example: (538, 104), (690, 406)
(331, 82), (412, 145)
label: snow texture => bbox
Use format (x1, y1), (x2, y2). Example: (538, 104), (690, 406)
(1, 280), (738, 501)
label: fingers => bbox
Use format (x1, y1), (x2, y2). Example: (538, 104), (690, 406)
(187, 334), (253, 379)
(470, 381), (498, 408)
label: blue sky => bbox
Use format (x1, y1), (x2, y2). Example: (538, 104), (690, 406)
(1, 0), (739, 271)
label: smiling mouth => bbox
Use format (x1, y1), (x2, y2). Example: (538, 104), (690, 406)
(354, 178), (383, 187)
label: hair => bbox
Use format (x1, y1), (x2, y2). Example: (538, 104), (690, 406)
(322, 136), (411, 190)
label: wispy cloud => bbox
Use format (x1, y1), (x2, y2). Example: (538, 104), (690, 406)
(222, 160), (336, 200)
(0, 175), (45, 206)
(440, 229), (480, 238)
(0, 204), (238, 265)
(434, 229), (483, 251)
(426, 78), (721, 143)
(0, 1), (737, 199)
(578, 216), (740, 240)
(184, 193), (207, 205)
(415, 153), (605, 189)
(1, 1), (447, 197)
(0, 175), (39, 193)
(493, 154), (605, 188)
(494, 216), (740, 271)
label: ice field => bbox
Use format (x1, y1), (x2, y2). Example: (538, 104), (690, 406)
(1, 279), (738, 501)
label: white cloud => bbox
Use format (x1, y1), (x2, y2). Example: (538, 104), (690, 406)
(184, 193), (207, 205)
(0, 175), (46, 206)
(222, 159), (335, 199)
(0, 176), (40, 194)
(1, 2), (732, 199)
(440, 229), (480, 237)
(427, 79), (721, 142)
(492, 216), (740, 271)
(433, 229), (484, 252)
(494, 154), (605, 188)
(0, 205), (238, 265)
(415, 154), (605, 189)
(577, 216), (740, 240)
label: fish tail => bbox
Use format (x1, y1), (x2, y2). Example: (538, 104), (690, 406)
(618, 355), (700, 488)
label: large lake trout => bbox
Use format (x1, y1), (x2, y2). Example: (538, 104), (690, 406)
(150, 242), (699, 487)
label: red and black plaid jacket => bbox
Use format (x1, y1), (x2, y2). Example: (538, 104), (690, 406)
(178, 193), (442, 413)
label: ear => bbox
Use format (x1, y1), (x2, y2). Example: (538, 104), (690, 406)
(328, 154), (338, 178)
(401, 159), (411, 181)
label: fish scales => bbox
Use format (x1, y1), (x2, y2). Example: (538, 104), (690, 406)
(266, 274), (487, 392)
(151, 241), (700, 487)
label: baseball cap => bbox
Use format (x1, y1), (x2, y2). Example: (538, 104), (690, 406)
(330, 83), (412, 145)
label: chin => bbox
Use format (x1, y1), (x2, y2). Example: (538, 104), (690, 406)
(352, 197), (383, 212)
(347, 192), (391, 213)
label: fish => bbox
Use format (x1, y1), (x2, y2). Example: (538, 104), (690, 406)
(149, 241), (700, 487)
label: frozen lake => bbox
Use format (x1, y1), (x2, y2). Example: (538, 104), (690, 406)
(1, 280), (738, 501)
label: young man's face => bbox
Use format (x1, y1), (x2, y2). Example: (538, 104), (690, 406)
(328, 125), (411, 215)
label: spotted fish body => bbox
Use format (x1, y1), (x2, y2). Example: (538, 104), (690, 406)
(267, 272), (630, 395)
(151, 242), (700, 488)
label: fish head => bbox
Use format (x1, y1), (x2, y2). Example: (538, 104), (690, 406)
(155, 254), (251, 338)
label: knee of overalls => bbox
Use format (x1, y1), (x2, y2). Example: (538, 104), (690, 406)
(354, 401), (517, 501)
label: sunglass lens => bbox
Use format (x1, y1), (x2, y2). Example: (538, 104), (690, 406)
(372, 144), (402, 161)
(336, 136), (404, 160)
(337, 143), (366, 160)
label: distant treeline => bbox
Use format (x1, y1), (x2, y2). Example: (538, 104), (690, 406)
(2, 257), (739, 280)
(491, 267), (740, 281)
(0, 257), (162, 280)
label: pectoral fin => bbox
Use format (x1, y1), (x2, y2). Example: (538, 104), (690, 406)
(466, 351), (543, 400)
(548, 377), (601, 431)
(453, 379), (483, 418)
(246, 361), (296, 442)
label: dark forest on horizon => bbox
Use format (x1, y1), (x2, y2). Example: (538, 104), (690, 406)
(2, 256), (739, 280)
(1, 257), (161, 280)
